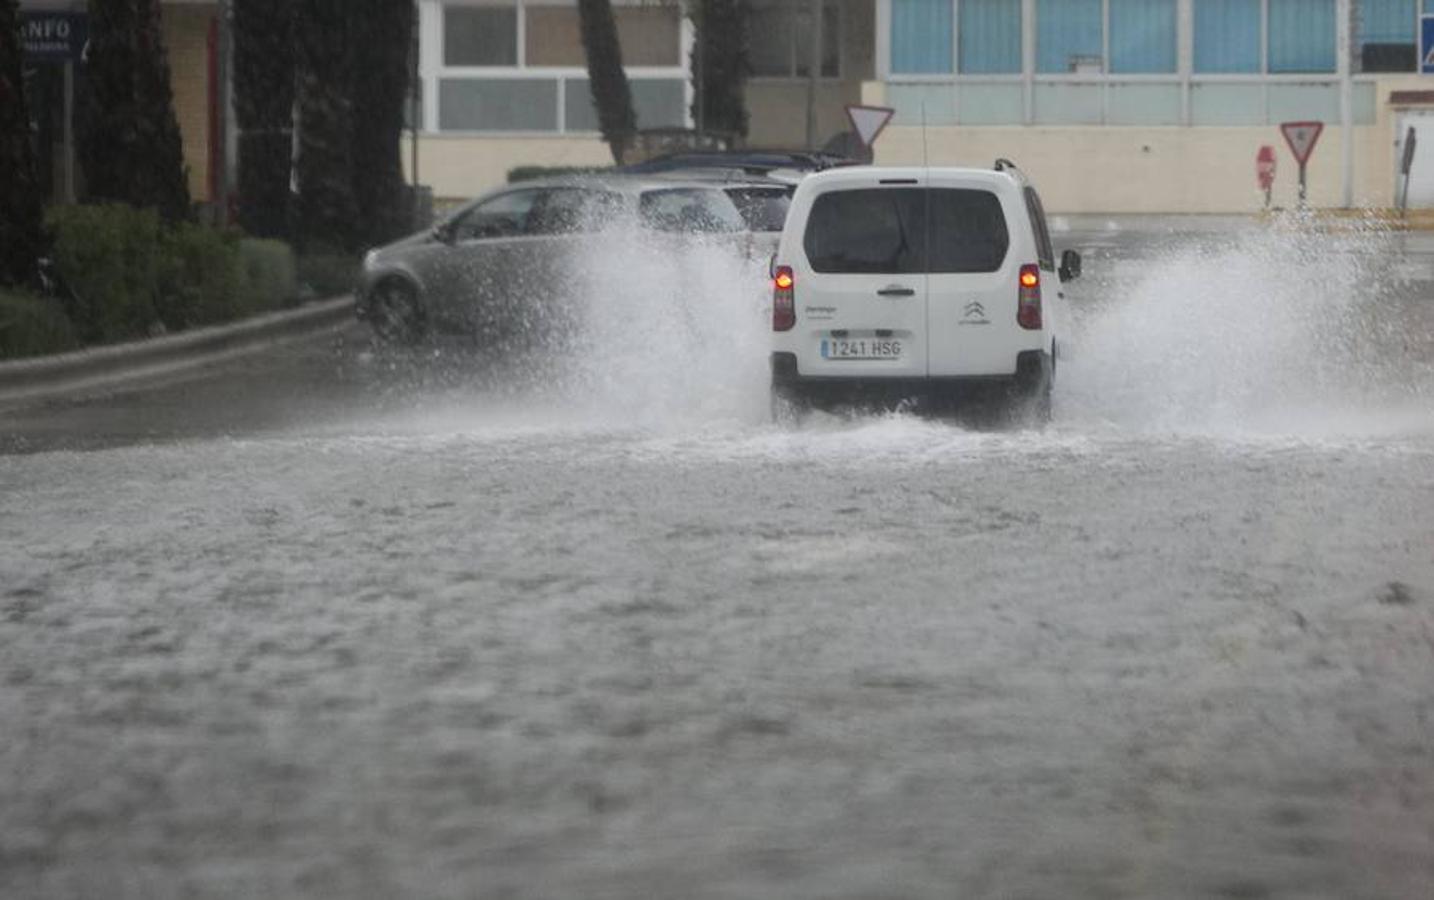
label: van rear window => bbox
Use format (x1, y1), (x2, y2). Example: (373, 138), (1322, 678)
(802, 188), (1009, 274)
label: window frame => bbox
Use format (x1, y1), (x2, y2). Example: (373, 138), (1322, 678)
(423, 0), (690, 136)
(1023, 187), (1055, 272)
(879, 0), (1385, 127)
(747, 0), (845, 81)
(449, 188), (544, 241)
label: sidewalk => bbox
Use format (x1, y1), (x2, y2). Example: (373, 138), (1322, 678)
(0, 295), (355, 407)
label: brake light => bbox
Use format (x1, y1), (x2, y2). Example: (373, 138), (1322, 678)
(773, 265), (795, 331)
(1017, 263), (1042, 330)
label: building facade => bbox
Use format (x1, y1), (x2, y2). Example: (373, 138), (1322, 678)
(17, 1), (1434, 214)
(413, 0), (1434, 212)
(408, 0), (874, 196)
(867, 0), (1434, 211)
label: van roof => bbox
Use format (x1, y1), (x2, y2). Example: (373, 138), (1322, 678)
(799, 165), (1028, 191)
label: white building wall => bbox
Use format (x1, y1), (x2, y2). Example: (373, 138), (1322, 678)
(865, 75), (1428, 213)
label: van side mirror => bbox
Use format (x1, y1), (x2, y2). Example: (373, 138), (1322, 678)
(432, 222), (455, 245)
(769, 253), (778, 278)
(1059, 249), (1082, 283)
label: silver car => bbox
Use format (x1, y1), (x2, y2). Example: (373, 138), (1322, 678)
(356, 176), (767, 344)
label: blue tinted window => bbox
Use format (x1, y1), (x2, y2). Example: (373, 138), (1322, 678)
(1269, 0), (1336, 72)
(1037, 0), (1103, 72)
(892, 0), (953, 73)
(1194, 0), (1261, 73)
(1362, 0), (1416, 42)
(960, 0), (1021, 73)
(1110, 0), (1177, 73)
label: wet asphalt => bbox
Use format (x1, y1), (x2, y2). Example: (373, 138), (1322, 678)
(1, 217), (1432, 899)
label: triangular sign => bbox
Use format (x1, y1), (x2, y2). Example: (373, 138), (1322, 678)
(846, 105), (895, 148)
(1280, 120), (1324, 166)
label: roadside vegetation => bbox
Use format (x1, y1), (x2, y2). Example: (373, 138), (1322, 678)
(0, 0), (407, 361)
(0, 206), (302, 360)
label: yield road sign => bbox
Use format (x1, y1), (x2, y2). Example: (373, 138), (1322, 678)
(1280, 121), (1324, 166)
(845, 105), (895, 148)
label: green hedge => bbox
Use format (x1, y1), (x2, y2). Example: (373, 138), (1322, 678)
(0, 289), (79, 360)
(47, 204), (164, 343)
(296, 253), (357, 300)
(43, 204), (299, 346)
(240, 239), (299, 311)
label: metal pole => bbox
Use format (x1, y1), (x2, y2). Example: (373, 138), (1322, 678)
(62, 61), (75, 203)
(694, 0), (705, 136)
(805, 0), (820, 149)
(1337, 0), (1352, 207)
(216, 0), (232, 224)
(410, 2), (420, 226)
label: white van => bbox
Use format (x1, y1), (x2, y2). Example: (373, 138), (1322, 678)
(769, 162), (1080, 422)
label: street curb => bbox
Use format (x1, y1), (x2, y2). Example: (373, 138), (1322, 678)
(0, 295), (355, 405)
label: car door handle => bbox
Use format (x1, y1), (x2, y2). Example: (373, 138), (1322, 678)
(877, 286), (915, 297)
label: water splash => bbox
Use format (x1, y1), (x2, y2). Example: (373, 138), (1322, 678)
(553, 228), (773, 427)
(1059, 213), (1434, 438)
(361, 214), (1432, 445)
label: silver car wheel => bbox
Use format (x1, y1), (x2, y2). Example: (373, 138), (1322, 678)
(370, 280), (424, 344)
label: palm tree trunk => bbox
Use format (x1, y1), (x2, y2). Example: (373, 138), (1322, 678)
(576, 0), (636, 164)
(0, 0), (48, 285)
(233, 0), (295, 239)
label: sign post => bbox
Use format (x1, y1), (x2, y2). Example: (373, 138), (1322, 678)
(1279, 121), (1324, 207)
(844, 105), (895, 163)
(20, 12), (88, 204)
(1400, 126), (1418, 218)
(1256, 145), (1276, 209)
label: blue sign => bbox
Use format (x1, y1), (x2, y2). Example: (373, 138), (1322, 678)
(1423, 15), (1434, 74)
(18, 13), (87, 63)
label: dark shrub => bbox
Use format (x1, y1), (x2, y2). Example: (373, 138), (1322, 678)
(157, 222), (244, 328)
(296, 253), (358, 300)
(46, 204), (163, 343)
(0, 289), (78, 359)
(238, 239), (299, 312)
(45, 205), (305, 347)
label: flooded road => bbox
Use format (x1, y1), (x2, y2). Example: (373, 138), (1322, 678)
(2, 217), (1432, 899)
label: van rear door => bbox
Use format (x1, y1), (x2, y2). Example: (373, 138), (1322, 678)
(795, 182), (929, 378)
(922, 181), (1019, 376)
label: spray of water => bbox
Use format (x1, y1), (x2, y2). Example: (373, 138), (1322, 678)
(552, 228), (773, 427)
(358, 226), (774, 435)
(366, 213), (1431, 446)
(1059, 214), (1434, 439)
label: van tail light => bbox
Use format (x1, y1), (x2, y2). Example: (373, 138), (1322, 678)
(1017, 264), (1042, 330)
(773, 265), (795, 331)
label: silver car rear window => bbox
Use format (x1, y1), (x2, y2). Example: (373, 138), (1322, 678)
(639, 189), (746, 233)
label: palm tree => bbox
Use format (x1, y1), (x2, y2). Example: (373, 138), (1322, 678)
(690, 0), (750, 141)
(349, 0), (414, 248)
(233, 0), (296, 239)
(577, 0), (636, 164)
(293, 0), (357, 253)
(80, 0), (191, 223)
(0, 0), (47, 285)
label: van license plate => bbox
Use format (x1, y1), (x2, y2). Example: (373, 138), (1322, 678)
(822, 338), (902, 360)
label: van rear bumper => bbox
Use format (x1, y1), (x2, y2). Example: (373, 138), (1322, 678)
(771, 350), (1049, 404)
